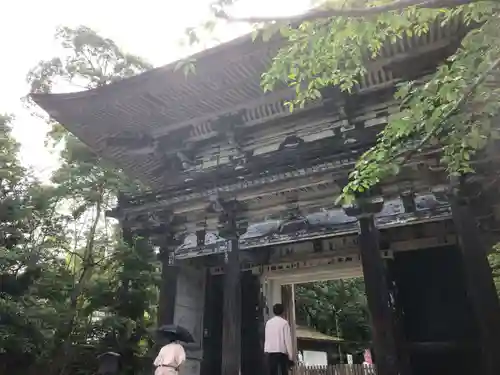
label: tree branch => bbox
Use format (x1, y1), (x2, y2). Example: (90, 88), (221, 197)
(64, 249), (85, 261)
(218, 0), (474, 23)
(393, 54), (500, 164)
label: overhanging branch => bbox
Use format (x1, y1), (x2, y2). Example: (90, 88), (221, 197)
(394, 54), (500, 164)
(218, 0), (475, 23)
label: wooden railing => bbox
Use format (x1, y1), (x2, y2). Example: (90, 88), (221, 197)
(296, 364), (376, 375)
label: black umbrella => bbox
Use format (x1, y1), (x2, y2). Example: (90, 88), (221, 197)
(157, 324), (195, 343)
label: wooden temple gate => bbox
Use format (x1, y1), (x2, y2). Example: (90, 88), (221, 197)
(31, 17), (500, 375)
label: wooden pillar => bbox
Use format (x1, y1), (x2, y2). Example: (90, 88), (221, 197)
(201, 271), (220, 375)
(213, 197), (245, 375)
(221, 238), (242, 375)
(450, 182), (500, 375)
(345, 198), (400, 375)
(158, 248), (178, 326)
(386, 259), (412, 375)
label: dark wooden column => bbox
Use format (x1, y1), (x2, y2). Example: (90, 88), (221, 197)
(344, 198), (400, 375)
(211, 197), (244, 375)
(158, 246), (178, 326)
(450, 179), (500, 375)
(147, 212), (180, 328)
(222, 238), (241, 375)
(386, 258), (412, 375)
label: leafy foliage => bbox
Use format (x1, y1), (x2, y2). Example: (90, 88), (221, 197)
(28, 26), (152, 93)
(295, 279), (371, 354)
(489, 245), (500, 294)
(1, 26), (158, 375)
(0, 114), (70, 371)
(257, 2), (500, 202)
(189, 0), (500, 202)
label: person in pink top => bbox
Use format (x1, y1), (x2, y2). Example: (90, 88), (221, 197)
(264, 303), (295, 375)
(153, 335), (186, 375)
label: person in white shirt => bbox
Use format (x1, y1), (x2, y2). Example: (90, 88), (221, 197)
(153, 335), (186, 375)
(264, 303), (294, 375)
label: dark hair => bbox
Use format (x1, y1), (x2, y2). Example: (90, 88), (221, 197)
(273, 303), (285, 316)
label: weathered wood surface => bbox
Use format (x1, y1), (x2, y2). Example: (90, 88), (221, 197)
(158, 250), (178, 326)
(200, 273), (223, 375)
(357, 215), (399, 375)
(30, 18), (467, 191)
(172, 193), (453, 262)
(450, 194), (500, 375)
(385, 259), (412, 375)
(221, 239), (242, 375)
(173, 266), (206, 346)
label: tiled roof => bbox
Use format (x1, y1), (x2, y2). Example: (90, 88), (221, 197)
(31, 18), (466, 189)
(296, 326), (343, 342)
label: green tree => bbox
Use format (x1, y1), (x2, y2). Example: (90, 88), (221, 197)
(489, 246), (500, 294)
(295, 279), (371, 353)
(11, 25), (159, 375)
(0, 114), (73, 373)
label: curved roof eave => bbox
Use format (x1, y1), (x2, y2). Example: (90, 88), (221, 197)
(29, 30), (267, 106)
(29, 18), (467, 134)
(29, 18), (468, 190)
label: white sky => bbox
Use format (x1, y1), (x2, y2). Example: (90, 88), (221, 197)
(0, 0), (311, 181)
